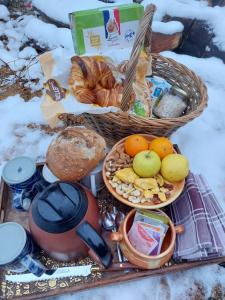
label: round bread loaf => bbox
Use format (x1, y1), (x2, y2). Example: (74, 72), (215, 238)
(46, 127), (106, 181)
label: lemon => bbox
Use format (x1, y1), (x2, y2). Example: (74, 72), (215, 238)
(161, 154), (189, 182)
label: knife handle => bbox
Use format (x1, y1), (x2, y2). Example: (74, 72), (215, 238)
(91, 262), (140, 273)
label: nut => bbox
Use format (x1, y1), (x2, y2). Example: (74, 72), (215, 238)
(121, 183), (129, 192)
(106, 171), (111, 178)
(116, 186), (123, 195)
(131, 189), (141, 197)
(128, 196), (137, 202)
(109, 181), (117, 188)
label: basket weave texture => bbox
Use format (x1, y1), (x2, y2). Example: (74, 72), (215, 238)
(62, 4), (208, 146)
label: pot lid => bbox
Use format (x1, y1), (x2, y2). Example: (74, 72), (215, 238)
(171, 86), (188, 100)
(32, 182), (88, 233)
(2, 156), (36, 185)
(0, 222), (26, 265)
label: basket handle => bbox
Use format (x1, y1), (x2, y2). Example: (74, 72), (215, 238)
(120, 4), (156, 112)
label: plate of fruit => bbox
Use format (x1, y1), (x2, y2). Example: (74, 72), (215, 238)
(103, 134), (189, 209)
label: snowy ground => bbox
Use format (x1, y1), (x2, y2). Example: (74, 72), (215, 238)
(1, 1), (225, 299)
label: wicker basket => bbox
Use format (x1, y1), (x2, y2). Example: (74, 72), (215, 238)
(62, 4), (208, 146)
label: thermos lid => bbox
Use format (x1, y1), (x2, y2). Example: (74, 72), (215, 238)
(32, 182), (88, 233)
(2, 156), (36, 185)
(0, 222), (26, 265)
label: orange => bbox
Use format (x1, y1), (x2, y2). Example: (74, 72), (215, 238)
(149, 137), (173, 159)
(124, 134), (149, 157)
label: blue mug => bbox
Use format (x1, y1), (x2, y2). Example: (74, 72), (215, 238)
(0, 222), (54, 277)
(2, 157), (48, 211)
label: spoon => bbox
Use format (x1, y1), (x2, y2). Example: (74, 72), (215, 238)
(108, 206), (118, 221)
(115, 211), (127, 262)
(102, 211), (123, 263)
(102, 212), (114, 231)
(115, 211), (125, 229)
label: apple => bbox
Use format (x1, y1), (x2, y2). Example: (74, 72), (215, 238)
(133, 150), (161, 178)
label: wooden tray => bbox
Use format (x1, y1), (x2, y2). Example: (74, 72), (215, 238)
(1, 164), (225, 300)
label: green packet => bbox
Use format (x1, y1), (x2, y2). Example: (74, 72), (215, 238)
(140, 210), (170, 225)
(69, 3), (144, 55)
(132, 99), (148, 117)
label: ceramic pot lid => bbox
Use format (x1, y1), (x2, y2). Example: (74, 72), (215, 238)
(42, 164), (59, 183)
(2, 156), (36, 185)
(31, 182), (88, 233)
(0, 222), (26, 265)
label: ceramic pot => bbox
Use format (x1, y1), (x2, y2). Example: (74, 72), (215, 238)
(110, 209), (184, 269)
(2, 156), (47, 211)
(29, 182), (112, 267)
(0, 222), (52, 277)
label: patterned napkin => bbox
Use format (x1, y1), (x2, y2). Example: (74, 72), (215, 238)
(167, 173), (225, 261)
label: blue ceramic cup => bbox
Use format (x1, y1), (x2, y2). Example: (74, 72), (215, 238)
(0, 222), (54, 277)
(2, 157), (48, 211)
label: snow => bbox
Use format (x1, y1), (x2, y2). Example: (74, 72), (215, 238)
(0, 4), (9, 20)
(33, 0), (184, 35)
(160, 51), (225, 206)
(33, 0), (225, 50)
(24, 18), (73, 50)
(1, 2), (225, 300)
(55, 264), (225, 300)
(142, 0), (225, 51)
(0, 95), (56, 175)
(152, 20), (184, 34)
(32, 0), (132, 25)
(0, 14), (43, 84)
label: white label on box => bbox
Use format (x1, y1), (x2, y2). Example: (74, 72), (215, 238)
(83, 20), (139, 54)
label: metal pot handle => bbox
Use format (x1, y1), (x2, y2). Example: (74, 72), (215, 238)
(76, 221), (113, 268)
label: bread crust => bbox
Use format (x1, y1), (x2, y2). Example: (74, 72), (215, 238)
(47, 127), (106, 181)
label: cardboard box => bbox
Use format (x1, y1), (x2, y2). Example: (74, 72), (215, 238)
(69, 3), (144, 55)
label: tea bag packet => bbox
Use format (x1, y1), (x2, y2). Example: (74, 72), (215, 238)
(128, 210), (169, 255)
(128, 221), (159, 255)
(141, 210), (170, 225)
(135, 210), (169, 234)
(134, 213), (165, 235)
(134, 213), (168, 255)
(138, 222), (163, 255)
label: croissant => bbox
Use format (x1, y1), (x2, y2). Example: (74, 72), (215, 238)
(94, 83), (123, 107)
(73, 86), (96, 104)
(68, 54), (151, 115)
(69, 56), (97, 89)
(69, 56), (116, 90)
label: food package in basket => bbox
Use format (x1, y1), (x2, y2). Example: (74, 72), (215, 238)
(69, 4), (144, 55)
(39, 47), (153, 128)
